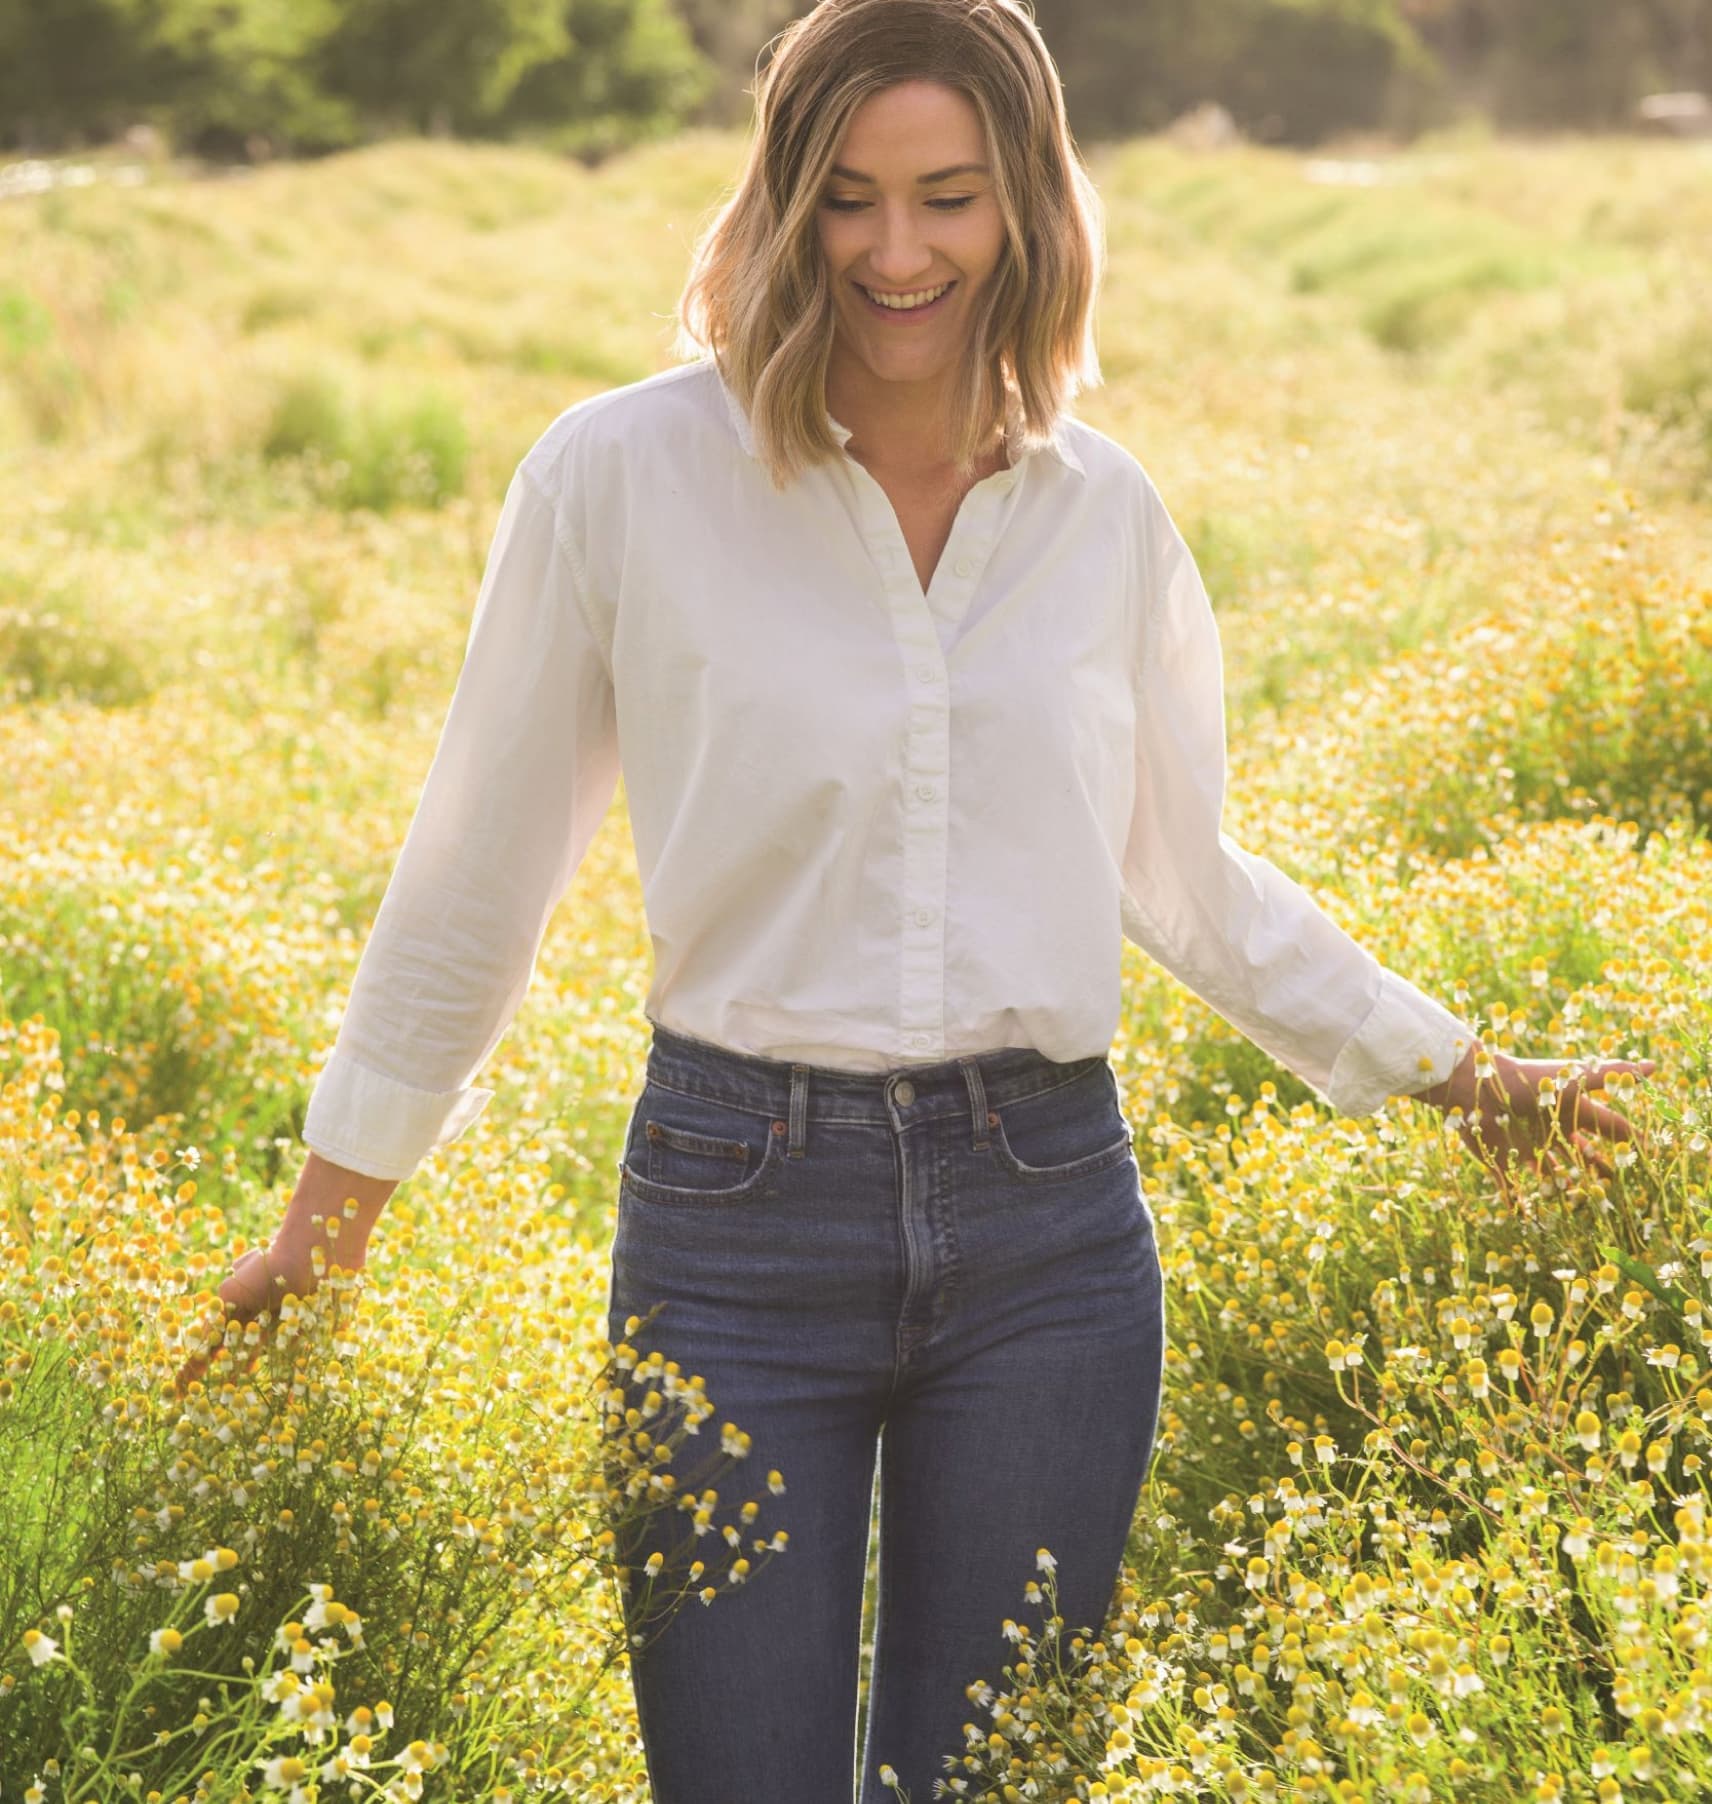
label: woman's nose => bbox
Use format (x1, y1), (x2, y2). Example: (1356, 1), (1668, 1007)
(866, 206), (936, 285)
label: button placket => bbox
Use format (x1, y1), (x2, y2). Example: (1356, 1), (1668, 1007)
(839, 456), (954, 1065)
(896, 612), (949, 1060)
(925, 479), (1008, 642)
(838, 453), (1053, 1064)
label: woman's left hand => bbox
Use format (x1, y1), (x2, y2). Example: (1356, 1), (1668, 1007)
(1414, 1043), (1658, 1196)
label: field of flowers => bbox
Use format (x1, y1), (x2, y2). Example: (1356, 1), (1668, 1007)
(1, 125), (1710, 1801)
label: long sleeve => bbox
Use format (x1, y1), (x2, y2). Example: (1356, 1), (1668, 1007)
(1118, 476), (1476, 1117)
(300, 463), (621, 1180)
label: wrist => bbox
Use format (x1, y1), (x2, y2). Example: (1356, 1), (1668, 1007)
(1410, 1040), (1489, 1113)
(272, 1210), (368, 1274)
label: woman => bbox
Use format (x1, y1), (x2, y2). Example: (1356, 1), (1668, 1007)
(180, 1), (1654, 1796)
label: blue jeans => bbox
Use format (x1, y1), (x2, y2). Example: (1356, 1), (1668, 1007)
(601, 1021), (1166, 1803)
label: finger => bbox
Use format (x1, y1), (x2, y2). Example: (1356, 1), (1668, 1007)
(1558, 1072), (1645, 1140)
(1567, 1058), (1655, 1089)
(1567, 1105), (1650, 1174)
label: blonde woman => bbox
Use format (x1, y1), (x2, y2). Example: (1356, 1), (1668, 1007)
(182, 0), (1653, 1795)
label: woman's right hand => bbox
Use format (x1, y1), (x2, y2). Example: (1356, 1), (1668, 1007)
(172, 1236), (358, 1395)
(173, 1152), (395, 1396)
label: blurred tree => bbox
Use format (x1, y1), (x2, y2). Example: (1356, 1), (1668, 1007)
(672, 0), (796, 121)
(0, 0), (709, 155)
(0, 0), (162, 148)
(1402, 0), (1712, 128)
(1030, 0), (1431, 142)
(119, 0), (357, 154)
(316, 0), (573, 136)
(4, 0), (1709, 155)
(503, 0), (714, 155)
(681, 0), (1712, 145)
(649, 0), (1431, 141)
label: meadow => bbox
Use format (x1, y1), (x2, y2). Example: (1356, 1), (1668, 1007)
(1, 122), (1710, 1800)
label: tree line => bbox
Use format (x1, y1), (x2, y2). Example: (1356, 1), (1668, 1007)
(2, 0), (1709, 157)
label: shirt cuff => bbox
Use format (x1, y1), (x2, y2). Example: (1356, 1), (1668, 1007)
(300, 1047), (495, 1181)
(1322, 967), (1479, 1118)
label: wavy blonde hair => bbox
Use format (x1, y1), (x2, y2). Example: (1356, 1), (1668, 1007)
(674, 0), (1105, 489)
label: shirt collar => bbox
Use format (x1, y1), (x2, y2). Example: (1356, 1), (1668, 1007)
(714, 359), (1085, 478)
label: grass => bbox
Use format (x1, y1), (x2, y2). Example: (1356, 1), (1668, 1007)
(1, 127), (1710, 1800)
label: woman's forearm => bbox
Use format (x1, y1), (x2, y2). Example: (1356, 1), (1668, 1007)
(274, 1150), (400, 1271)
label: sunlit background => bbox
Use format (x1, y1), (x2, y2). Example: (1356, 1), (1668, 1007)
(3, 3), (1712, 1801)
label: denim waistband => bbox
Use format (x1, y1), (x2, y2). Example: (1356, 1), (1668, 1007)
(641, 1018), (1111, 1131)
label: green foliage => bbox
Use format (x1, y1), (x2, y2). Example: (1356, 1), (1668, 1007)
(1355, 245), (1560, 353)
(0, 0), (162, 144)
(1030, 0), (1429, 143)
(0, 0), (710, 157)
(315, 0), (573, 135)
(4, 0), (1707, 154)
(504, 0), (714, 159)
(260, 365), (471, 511)
(120, 0), (359, 153)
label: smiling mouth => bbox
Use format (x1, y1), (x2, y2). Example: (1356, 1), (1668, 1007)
(856, 280), (956, 314)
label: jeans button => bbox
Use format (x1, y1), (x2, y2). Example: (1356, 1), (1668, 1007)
(894, 1079), (916, 1106)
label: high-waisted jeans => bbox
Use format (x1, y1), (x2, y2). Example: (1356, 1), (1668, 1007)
(600, 1020), (1167, 1803)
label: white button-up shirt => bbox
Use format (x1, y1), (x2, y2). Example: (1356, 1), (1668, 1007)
(301, 358), (1475, 1180)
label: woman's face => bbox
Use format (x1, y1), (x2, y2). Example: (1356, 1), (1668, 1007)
(816, 78), (1006, 397)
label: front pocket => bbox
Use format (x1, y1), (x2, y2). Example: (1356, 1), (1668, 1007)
(617, 1085), (787, 1205)
(986, 1065), (1135, 1184)
(647, 1119), (754, 1189)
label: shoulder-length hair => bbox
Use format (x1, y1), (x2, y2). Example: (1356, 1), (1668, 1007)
(674, 0), (1105, 490)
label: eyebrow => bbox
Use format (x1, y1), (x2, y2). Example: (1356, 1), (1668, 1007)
(827, 162), (991, 185)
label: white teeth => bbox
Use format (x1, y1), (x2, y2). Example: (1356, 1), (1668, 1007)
(862, 282), (951, 311)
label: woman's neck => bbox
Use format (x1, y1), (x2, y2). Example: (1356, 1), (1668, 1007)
(824, 353), (1003, 474)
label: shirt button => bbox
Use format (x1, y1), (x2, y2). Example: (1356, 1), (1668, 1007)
(916, 664), (937, 683)
(893, 1079), (916, 1105)
(906, 1032), (930, 1048)
(913, 908), (933, 926)
(954, 556), (975, 577)
(915, 782), (935, 800)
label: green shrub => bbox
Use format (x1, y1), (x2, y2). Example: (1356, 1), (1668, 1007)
(260, 367), (469, 512)
(1624, 320), (1712, 457)
(0, 578), (160, 708)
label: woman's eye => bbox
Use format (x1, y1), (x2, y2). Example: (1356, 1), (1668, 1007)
(819, 195), (978, 214)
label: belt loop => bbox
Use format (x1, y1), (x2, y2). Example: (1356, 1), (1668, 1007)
(960, 1056), (991, 1152)
(788, 1062), (809, 1158)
